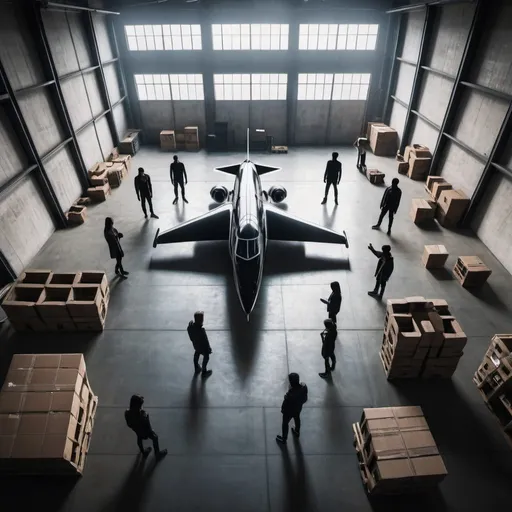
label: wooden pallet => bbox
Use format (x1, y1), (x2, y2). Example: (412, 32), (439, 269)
(271, 146), (288, 154)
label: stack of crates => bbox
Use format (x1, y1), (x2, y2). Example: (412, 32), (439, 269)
(353, 406), (447, 495)
(381, 297), (467, 379)
(0, 354), (98, 475)
(2, 270), (110, 332)
(473, 335), (512, 446)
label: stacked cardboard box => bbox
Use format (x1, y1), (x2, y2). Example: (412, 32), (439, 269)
(380, 296), (467, 379)
(175, 131), (186, 150)
(1, 270), (110, 332)
(107, 147), (132, 176)
(66, 205), (87, 225)
(473, 335), (512, 447)
(184, 126), (199, 151)
(0, 353), (97, 475)
(422, 245), (449, 269)
(369, 123), (398, 156)
(160, 130), (176, 151)
(424, 176), (452, 201)
(353, 406), (447, 495)
(435, 189), (470, 227)
(398, 144), (432, 180)
(453, 256), (492, 288)
(366, 169), (385, 185)
(367, 122), (386, 140)
(410, 198), (435, 224)
(118, 130), (141, 155)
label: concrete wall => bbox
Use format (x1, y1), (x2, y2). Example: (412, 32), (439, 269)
(416, 72), (452, 126)
(0, 4), (127, 276)
(472, 173), (512, 275)
(394, 63), (415, 105)
(409, 117), (439, 152)
(294, 102), (330, 145)
(114, 104), (129, 142)
(0, 105), (28, 189)
(250, 101), (287, 146)
(389, 101), (407, 145)
(471, 2), (512, 96)
(0, 177), (55, 275)
(216, 102), (250, 147)
(327, 101), (366, 146)
(437, 141), (484, 198)
(400, 10), (425, 63)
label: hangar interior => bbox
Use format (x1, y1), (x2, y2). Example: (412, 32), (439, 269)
(1, 0), (512, 511)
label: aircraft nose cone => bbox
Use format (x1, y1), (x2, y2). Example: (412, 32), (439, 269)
(235, 256), (261, 318)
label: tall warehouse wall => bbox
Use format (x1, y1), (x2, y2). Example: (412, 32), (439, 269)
(0, 4), (128, 277)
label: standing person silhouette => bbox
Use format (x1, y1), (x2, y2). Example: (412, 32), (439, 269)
(104, 217), (128, 277)
(170, 155), (188, 205)
(276, 373), (308, 444)
(368, 243), (394, 299)
(124, 394), (168, 459)
(372, 178), (402, 236)
(134, 167), (159, 219)
(319, 319), (337, 378)
(320, 281), (342, 324)
(321, 152), (342, 205)
(187, 311), (213, 377)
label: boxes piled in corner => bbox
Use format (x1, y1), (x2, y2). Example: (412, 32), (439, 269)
(368, 122), (398, 156)
(0, 353), (98, 476)
(184, 126), (199, 151)
(399, 144), (432, 181)
(410, 198), (434, 224)
(353, 406), (447, 495)
(435, 189), (469, 228)
(160, 130), (176, 151)
(1, 270), (110, 332)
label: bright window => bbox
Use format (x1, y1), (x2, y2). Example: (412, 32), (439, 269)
(212, 24), (288, 50)
(135, 74), (204, 101)
(299, 24), (378, 50)
(297, 73), (370, 101)
(125, 25), (202, 51)
(214, 74), (287, 100)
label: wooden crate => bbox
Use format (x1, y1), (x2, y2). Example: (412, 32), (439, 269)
(453, 256), (492, 288)
(271, 145), (288, 154)
(367, 169), (385, 185)
(422, 245), (449, 269)
(410, 199), (434, 224)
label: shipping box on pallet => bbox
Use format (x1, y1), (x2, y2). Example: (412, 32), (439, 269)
(160, 130), (176, 151)
(1, 270), (110, 332)
(381, 297), (466, 379)
(0, 354), (97, 476)
(473, 335), (512, 448)
(353, 406), (447, 495)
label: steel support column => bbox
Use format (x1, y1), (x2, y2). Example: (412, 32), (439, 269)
(0, 59), (67, 227)
(28, 0), (90, 191)
(463, 100), (512, 225)
(200, 7), (216, 136)
(383, 15), (404, 124)
(85, 11), (119, 148)
(429, 0), (486, 175)
(287, 11), (299, 146)
(108, 17), (134, 129)
(399, 6), (437, 154)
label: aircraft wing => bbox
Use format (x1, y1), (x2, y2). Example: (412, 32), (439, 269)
(153, 204), (232, 247)
(265, 204), (348, 247)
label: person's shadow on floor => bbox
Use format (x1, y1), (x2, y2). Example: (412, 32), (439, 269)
(279, 437), (314, 512)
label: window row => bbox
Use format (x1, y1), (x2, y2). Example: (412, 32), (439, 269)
(134, 74), (371, 102)
(125, 24), (378, 51)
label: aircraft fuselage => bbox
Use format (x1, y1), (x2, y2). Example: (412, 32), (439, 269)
(229, 161), (266, 317)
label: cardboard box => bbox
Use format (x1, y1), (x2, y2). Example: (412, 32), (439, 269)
(367, 122), (386, 140)
(76, 272), (108, 297)
(367, 169), (385, 185)
(160, 130), (176, 151)
(370, 125), (398, 156)
(106, 163), (124, 188)
(87, 183), (110, 202)
(112, 154), (132, 175)
(407, 154), (431, 180)
(425, 176), (445, 192)
(410, 198), (434, 224)
(422, 245), (449, 269)
(397, 161), (409, 174)
(436, 189), (469, 227)
(67, 206), (86, 225)
(67, 286), (103, 318)
(118, 131), (140, 155)
(89, 169), (108, 187)
(19, 270), (52, 285)
(388, 315), (421, 350)
(36, 286), (72, 319)
(453, 256), (492, 287)
(87, 162), (110, 178)
(2, 285), (44, 320)
(431, 181), (452, 201)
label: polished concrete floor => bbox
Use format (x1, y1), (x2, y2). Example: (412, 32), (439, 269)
(1, 146), (512, 511)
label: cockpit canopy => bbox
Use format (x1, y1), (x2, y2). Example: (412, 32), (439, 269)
(236, 237), (260, 260)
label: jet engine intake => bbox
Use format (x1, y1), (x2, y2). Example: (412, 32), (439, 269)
(268, 185), (287, 203)
(210, 185), (229, 203)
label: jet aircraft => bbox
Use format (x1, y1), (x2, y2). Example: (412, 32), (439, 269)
(153, 130), (348, 319)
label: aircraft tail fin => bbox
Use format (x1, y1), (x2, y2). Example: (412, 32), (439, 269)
(246, 127), (250, 162)
(255, 164), (281, 176)
(214, 164), (241, 176)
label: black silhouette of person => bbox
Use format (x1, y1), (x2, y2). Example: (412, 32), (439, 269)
(104, 217), (128, 277)
(276, 373), (308, 444)
(170, 155), (188, 204)
(319, 319), (337, 378)
(320, 281), (342, 324)
(134, 167), (158, 219)
(321, 152), (342, 205)
(372, 178), (402, 235)
(187, 311), (212, 377)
